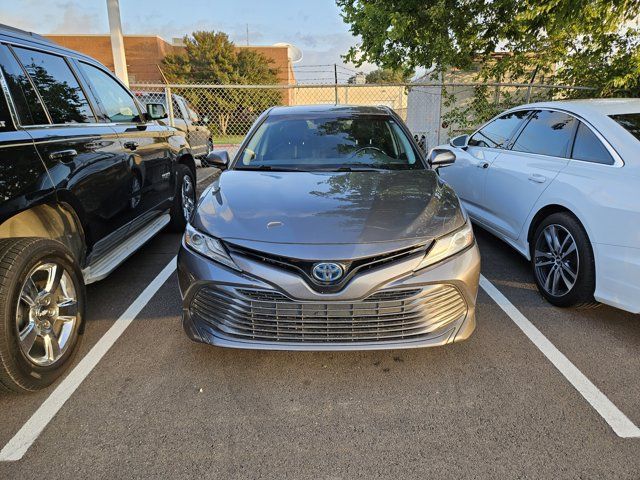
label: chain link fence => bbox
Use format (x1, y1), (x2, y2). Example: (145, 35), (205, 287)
(131, 81), (593, 154)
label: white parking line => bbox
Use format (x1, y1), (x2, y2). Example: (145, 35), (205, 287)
(2, 260), (635, 461)
(480, 274), (640, 438)
(0, 257), (177, 462)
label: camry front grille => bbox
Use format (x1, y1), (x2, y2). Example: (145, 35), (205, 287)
(190, 285), (466, 344)
(224, 242), (430, 293)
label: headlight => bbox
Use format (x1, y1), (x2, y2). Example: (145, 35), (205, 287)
(415, 220), (474, 270)
(184, 224), (240, 271)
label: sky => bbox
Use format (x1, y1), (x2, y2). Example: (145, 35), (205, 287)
(1, 0), (377, 83)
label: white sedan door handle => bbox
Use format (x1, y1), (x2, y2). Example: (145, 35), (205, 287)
(528, 174), (547, 183)
(476, 161), (489, 169)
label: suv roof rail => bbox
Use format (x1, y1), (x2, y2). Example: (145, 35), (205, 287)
(0, 23), (53, 44)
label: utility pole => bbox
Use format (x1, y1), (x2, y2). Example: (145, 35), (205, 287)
(334, 64), (339, 104)
(106, 0), (129, 86)
(246, 24), (249, 46)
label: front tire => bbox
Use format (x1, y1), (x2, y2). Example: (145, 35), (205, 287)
(0, 238), (85, 393)
(531, 212), (598, 308)
(169, 164), (196, 232)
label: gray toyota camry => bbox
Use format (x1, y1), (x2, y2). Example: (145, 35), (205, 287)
(177, 105), (480, 350)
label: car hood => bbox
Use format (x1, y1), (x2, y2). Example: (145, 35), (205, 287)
(193, 170), (465, 256)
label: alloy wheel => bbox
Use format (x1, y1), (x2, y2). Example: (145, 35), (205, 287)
(533, 224), (579, 297)
(182, 174), (195, 222)
(15, 262), (78, 367)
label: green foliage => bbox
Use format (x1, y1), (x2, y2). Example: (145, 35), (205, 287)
(553, 29), (640, 97)
(162, 31), (282, 135)
(337, 0), (640, 97)
(365, 68), (413, 83)
(440, 84), (558, 135)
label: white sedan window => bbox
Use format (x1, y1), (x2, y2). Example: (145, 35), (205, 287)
(571, 123), (614, 165)
(511, 110), (576, 158)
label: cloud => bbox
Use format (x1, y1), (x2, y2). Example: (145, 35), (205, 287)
(51, 1), (102, 33)
(294, 32), (319, 49)
(0, 0), (374, 81)
(2, 0), (104, 34)
(292, 31), (377, 81)
(119, 17), (269, 45)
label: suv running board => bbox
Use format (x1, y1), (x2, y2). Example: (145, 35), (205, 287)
(83, 214), (171, 284)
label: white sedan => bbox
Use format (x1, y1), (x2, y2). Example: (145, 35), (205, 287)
(435, 99), (640, 313)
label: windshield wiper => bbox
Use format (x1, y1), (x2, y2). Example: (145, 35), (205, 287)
(236, 165), (391, 172)
(317, 165), (388, 172)
(235, 165), (304, 172)
(337, 166), (386, 172)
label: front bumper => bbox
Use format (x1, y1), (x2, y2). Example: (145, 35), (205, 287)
(177, 239), (481, 351)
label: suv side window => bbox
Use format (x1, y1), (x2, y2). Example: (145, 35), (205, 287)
(571, 122), (614, 165)
(0, 44), (48, 125)
(78, 62), (141, 123)
(468, 110), (529, 149)
(511, 110), (576, 157)
(13, 47), (94, 124)
(172, 98), (184, 119)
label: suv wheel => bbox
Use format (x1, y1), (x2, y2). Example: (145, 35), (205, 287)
(0, 238), (85, 393)
(531, 212), (598, 308)
(169, 164), (196, 231)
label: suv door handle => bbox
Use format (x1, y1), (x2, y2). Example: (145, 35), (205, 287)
(528, 174), (547, 183)
(49, 149), (77, 162)
(123, 141), (139, 151)
(477, 161), (489, 169)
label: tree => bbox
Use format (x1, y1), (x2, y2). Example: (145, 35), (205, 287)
(162, 31), (281, 136)
(365, 68), (413, 84)
(336, 0), (640, 97)
(19, 64), (89, 123)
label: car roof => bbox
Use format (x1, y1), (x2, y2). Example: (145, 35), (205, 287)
(508, 98), (640, 117)
(0, 23), (105, 69)
(267, 104), (393, 117)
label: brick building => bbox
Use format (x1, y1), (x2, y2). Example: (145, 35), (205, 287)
(45, 34), (295, 85)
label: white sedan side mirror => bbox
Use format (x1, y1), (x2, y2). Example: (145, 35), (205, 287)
(449, 134), (469, 149)
(428, 148), (456, 168)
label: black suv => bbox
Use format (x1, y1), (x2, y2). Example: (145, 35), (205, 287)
(0, 25), (197, 392)
(136, 92), (213, 159)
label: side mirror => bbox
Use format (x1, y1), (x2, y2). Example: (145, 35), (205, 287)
(146, 103), (167, 120)
(205, 150), (230, 170)
(449, 134), (469, 149)
(428, 148), (456, 168)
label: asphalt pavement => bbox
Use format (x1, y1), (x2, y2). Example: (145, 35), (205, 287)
(0, 168), (638, 479)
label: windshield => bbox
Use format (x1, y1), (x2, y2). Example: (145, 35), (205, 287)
(235, 114), (423, 171)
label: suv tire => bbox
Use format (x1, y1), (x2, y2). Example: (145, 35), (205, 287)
(531, 212), (599, 309)
(169, 164), (196, 232)
(0, 238), (85, 393)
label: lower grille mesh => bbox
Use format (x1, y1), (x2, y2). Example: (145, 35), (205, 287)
(190, 285), (467, 344)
